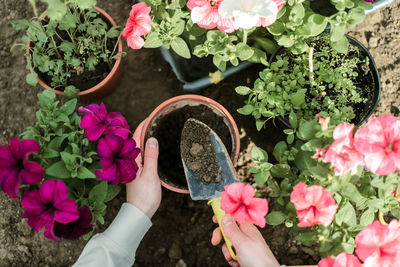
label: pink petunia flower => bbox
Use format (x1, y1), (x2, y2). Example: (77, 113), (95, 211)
(78, 103), (131, 141)
(316, 114), (330, 132)
(355, 219), (400, 267)
(21, 180), (80, 241)
(318, 253), (361, 267)
(220, 183), (269, 228)
(290, 182), (338, 227)
(94, 136), (140, 185)
(354, 114), (400, 175)
(122, 2), (152, 49)
(187, 0), (237, 33)
(323, 122), (364, 176)
(312, 148), (327, 162)
(54, 205), (94, 240)
(0, 138), (44, 198)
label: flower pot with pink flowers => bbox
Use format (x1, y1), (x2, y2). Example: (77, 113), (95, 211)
(121, 0), (377, 91)
(12, 0), (123, 98)
(0, 90), (139, 241)
(246, 114), (400, 265)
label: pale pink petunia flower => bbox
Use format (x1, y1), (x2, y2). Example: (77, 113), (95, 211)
(312, 147), (327, 162)
(122, 2), (152, 49)
(187, 0), (237, 33)
(290, 182), (338, 227)
(316, 114), (331, 132)
(220, 183), (269, 227)
(323, 122), (364, 176)
(354, 114), (400, 175)
(318, 253), (361, 267)
(355, 219), (400, 267)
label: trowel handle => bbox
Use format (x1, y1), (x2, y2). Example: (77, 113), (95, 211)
(208, 197), (237, 261)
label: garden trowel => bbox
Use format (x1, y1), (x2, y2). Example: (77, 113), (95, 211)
(180, 118), (239, 260)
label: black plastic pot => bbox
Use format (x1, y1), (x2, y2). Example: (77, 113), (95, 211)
(270, 33), (381, 128)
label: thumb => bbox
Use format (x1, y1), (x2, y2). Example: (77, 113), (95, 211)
(222, 215), (246, 246)
(142, 138), (159, 175)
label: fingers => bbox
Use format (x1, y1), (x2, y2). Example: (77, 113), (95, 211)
(211, 227), (222, 246)
(239, 222), (264, 240)
(221, 216), (246, 245)
(142, 138), (159, 175)
(212, 215), (218, 224)
(222, 244), (233, 262)
(133, 120), (147, 166)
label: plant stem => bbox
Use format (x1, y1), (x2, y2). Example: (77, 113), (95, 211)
(243, 30), (248, 44)
(108, 34), (121, 62)
(28, 0), (38, 17)
(309, 46), (314, 83)
(51, 36), (62, 58)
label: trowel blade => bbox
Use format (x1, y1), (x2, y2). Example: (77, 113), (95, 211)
(181, 119), (239, 201)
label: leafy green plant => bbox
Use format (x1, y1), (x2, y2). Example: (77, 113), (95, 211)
(22, 90), (121, 238)
(236, 34), (370, 135)
(250, 116), (400, 259)
(12, 0), (122, 91)
(140, 0), (372, 72)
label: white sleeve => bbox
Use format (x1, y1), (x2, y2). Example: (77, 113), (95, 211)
(73, 202), (152, 267)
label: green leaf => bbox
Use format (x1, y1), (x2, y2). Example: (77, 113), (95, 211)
(289, 110), (298, 129)
(266, 211), (286, 226)
(235, 86), (251, 95)
(254, 172), (268, 187)
(171, 37), (191, 59)
(60, 99), (77, 115)
(77, 166), (97, 179)
(237, 105), (254, 115)
(12, 19), (29, 31)
(251, 146), (268, 162)
(86, 56), (98, 71)
(347, 7), (365, 25)
(59, 41), (75, 53)
(270, 164), (291, 178)
(294, 150), (316, 171)
(64, 86), (79, 99)
(335, 202), (356, 226)
(107, 26), (121, 38)
(306, 14), (328, 36)
(46, 161), (71, 178)
(38, 89), (56, 107)
(256, 120), (266, 131)
(104, 185), (121, 202)
(43, 0), (68, 21)
(26, 71), (38, 86)
(296, 232), (317, 246)
(360, 208), (375, 226)
(273, 141), (287, 163)
(144, 32), (163, 48)
(76, 0), (96, 9)
(236, 43), (254, 61)
(297, 120), (318, 141)
(290, 89), (306, 107)
(89, 181), (108, 202)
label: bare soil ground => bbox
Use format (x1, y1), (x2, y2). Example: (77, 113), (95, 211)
(0, 0), (399, 266)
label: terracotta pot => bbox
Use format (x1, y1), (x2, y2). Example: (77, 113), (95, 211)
(140, 95), (241, 194)
(26, 6), (123, 99)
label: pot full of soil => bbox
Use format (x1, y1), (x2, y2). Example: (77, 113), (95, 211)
(140, 95), (240, 194)
(26, 6), (123, 99)
(269, 33), (381, 129)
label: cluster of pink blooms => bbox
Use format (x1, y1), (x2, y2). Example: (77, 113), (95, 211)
(122, 2), (152, 49)
(220, 183), (269, 227)
(314, 114), (400, 176)
(319, 219), (400, 267)
(78, 103), (140, 185)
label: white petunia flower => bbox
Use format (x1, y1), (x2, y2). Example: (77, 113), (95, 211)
(218, 0), (279, 30)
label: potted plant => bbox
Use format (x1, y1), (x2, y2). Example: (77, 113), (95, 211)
(121, 0), (377, 91)
(139, 95), (240, 193)
(0, 90), (139, 241)
(235, 33), (380, 140)
(12, 0), (123, 99)
(247, 114), (400, 265)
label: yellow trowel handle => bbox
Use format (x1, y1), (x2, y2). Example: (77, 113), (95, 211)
(208, 197), (237, 261)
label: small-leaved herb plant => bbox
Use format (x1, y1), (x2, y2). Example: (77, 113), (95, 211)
(22, 90), (120, 238)
(236, 34), (370, 140)
(249, 117), (400, 259)
(12, 0), (122, 91)
(142, 0), (373, 72)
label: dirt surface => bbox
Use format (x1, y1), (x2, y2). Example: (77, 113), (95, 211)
(181, 119), (221, 185)
(0, 0), (399, 266)
(149, 104), (232, 190)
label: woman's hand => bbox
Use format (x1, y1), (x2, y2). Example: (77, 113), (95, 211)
(126, 120), (162, 219)
(211, 215), (280, 267)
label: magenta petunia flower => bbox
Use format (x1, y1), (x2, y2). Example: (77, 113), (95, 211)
(220, 183), (269, 227)
(78, 103), (131, 141)
(54, 205), (94, 240)
(290, 182), (338, 227)
(354, 114), (400, 175)
(21, 180), (80, 241)
(94, 136), (140, 185)
(0, 138), (44, 198)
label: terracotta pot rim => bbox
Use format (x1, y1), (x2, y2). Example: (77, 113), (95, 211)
(26, 6), (123, 96)
(140, 94), (241, 194)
